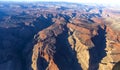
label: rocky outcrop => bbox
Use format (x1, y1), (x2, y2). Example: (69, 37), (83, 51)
(98, 26), (120, 70)
(31, 17), (66, 70)
(67, 23), (95, 70)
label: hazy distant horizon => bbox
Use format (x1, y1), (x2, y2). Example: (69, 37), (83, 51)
(0, 0), (120, 6)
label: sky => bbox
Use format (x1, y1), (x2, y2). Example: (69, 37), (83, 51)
(1, 0), (120, 5)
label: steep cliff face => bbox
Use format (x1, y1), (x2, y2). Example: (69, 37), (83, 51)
(31, 17), (120, 70)
(99, 26), (120, 70)
(32, 24), (64, 70)
(67, 23), (94, 70)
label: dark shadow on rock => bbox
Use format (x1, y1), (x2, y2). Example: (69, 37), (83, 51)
(0, 14), (54, 70)
(32, 14), (54, 33)
(88, 25), (107, 70)
(112, 61), (120, 70)
(37, 53), (49, 70)
(53, 25), (82, 70)
(58, 14), (71, 22)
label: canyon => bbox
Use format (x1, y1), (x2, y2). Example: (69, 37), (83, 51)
(0, 2), (120, 70)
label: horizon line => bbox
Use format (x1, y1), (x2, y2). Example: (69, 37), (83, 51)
(0, 0), (120, 6)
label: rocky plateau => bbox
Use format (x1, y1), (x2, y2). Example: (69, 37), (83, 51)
(0, 2), (120, 70)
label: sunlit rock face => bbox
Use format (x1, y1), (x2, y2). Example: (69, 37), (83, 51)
(0, 2), (120, 70)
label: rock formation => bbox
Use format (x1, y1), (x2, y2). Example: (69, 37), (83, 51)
(0, 2), (120, 70)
